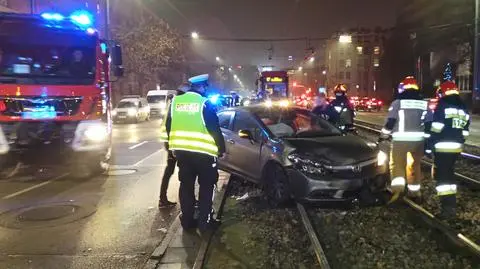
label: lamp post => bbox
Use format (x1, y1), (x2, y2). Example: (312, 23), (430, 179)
(105, 0), (110, 40)
(473, 0), (480, 111)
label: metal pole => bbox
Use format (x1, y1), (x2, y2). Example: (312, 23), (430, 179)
(105, 0), (110, 40)
(30, 0), (35, 14)
(473, 0), (480, 111)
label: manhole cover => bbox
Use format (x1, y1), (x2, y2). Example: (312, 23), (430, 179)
(18, 205), (78, 222)
(0, 202), (96, 229)
(107, 169), (137, 176)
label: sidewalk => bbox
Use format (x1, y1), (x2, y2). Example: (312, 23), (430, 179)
(143, 171), (231, 269)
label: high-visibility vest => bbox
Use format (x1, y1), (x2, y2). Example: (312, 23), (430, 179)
(168, 92), (218, 156)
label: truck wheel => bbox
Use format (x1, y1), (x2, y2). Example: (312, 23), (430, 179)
(263, 164), (291, 207)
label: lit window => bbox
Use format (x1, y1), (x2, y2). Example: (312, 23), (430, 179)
(346, 59), (352, 68)
(374, 46), (380, 55)
(374, 58), (380, 67)
(356, 46), (363, 55)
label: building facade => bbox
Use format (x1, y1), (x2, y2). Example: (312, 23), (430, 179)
(325, 28), (390, 97)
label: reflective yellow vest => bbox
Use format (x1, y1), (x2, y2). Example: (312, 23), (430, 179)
(168, 92), (218, 156)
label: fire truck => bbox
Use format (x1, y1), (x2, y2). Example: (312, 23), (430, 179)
(0, 11), (124, 178)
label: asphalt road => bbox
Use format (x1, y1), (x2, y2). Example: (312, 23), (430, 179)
(356, 111), (480, 146)
(0, 119), (179, 269)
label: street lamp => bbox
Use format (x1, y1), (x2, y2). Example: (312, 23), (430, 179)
(298, 66), (303, 71)
(234, 74), (238, 79)
(339, 34), (352, 44)
(309, 57), (315, 63)
(322, 70), (327, 75)
(191, 32), (199, 39)
(216, 56), (220, 62)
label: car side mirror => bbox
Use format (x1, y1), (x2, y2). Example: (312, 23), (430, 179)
(238, 129), (254, 140)
(111, 43), (124, 77)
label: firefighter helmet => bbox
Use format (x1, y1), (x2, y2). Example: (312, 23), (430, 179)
(439, 81), (459, 96)
(334, 84), (347, 96)
(398, 76), (419, 93)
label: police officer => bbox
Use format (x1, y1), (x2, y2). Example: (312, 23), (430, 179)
(329, 84), (354, 131)
(429, 81), (470, 219)
(379, 76), (427, 201)
(158, 84), (189, 208)
(165, 74), (226, 232)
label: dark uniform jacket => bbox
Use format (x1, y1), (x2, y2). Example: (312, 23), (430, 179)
(430, 95), (470, 147)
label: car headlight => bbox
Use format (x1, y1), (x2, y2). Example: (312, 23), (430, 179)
(279, 100), (289, 107)
(127, 108), (137, 116)
(288, 154), (326, 177)
(377, 150), (388, 166)
(84, 124), (108, 142)
(244, 100), (251, 106)
(264, 100), (273, 107)
(111, 110), (117, 116)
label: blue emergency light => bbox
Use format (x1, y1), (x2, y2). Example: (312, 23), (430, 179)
(40, 10), (94, 28)
(209, 94), (220, 104)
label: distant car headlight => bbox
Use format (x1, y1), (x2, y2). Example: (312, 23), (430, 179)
(127, 108), (137, 116)
(111, 110), (117, 116)
(279, 100), (289, 107)
(377, 150), (388, 166)
(265, 100), (273, 107)
(288, 154), (326, 177)
(244, 100), (251, 106)
(84, 124), (108, 142)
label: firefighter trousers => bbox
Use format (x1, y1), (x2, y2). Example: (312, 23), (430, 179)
(160, 150), (176, 201)
(390, 140), (424, 187)
(433, 152), (459, 209)
(175, 151), (218, 230)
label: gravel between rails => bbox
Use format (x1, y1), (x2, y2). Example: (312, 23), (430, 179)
(356, 128), (480, 245)
(204, 179), (318, 269)
(310, 206), (476, 269)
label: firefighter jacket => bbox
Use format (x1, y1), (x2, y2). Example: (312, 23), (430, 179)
(329, 95), (355, 126)
(430, 95), (470, 153)
(382, 91), (427, 141)
(165, 91), (226, 157)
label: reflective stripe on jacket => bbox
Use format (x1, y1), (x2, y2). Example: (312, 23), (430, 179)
(383, 99), (427, 141)
(168, 92), (218, 156)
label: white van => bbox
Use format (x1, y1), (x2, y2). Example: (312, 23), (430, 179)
(146, 90), (176, 117)
(112, 97), (150, 123)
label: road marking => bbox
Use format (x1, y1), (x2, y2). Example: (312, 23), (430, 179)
(134, 149), (163, 167)
(2, 173), (69, 200)
(129, 141), (149, 150)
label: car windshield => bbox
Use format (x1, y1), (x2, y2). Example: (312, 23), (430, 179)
(252, 107), (342, 138)
(0, 20), (96, 85)
(117, 101), (137, 108)
(147, 95), (166, 103)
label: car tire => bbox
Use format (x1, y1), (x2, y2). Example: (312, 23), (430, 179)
(263, 164), (291, 207)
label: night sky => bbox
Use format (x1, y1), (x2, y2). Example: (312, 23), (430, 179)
(143, 0), (402, 86)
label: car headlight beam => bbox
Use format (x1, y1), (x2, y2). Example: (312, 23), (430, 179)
(84, 125), (108, 142)
(377, 150), (388, 166)
(127, 108), (137, 116)
(288, 154), (326, 176)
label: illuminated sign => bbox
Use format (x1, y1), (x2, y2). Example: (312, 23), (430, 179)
(266, 77), (285, 83)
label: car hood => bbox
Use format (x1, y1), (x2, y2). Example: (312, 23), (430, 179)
(283, 135), (377, 166)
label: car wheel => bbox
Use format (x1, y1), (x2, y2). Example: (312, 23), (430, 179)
(263, 164), (291, 207)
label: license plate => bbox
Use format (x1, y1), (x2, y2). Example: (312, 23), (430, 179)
(22, 111), (56, 119)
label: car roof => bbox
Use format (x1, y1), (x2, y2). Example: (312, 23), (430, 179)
(221, 105), (310, 114)
(119, 98), (141, 103)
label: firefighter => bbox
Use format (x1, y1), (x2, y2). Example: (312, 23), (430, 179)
(158, 84), (189, 208)
(165, 74), (226, 232)
(429, 81), (470, 219)
(424, 87), (444, 155)
(329, 84), (355, 131)
(379, 76), (427, 202)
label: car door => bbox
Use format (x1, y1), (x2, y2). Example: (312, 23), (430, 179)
(216, 110), (235, 171)
(230, 111), (263, 181)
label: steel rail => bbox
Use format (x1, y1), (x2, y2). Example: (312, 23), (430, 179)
(297, 203), (331, 269)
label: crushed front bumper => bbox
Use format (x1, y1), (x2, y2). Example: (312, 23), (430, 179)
(286, 165), (388, 203)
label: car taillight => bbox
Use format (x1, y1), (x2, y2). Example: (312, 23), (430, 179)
(0, 100), (5, 112)
(378, 101), (382, 105)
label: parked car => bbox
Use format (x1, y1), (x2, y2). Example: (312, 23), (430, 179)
(217, 105), (388, 206)
(112, 97), (150, 123)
